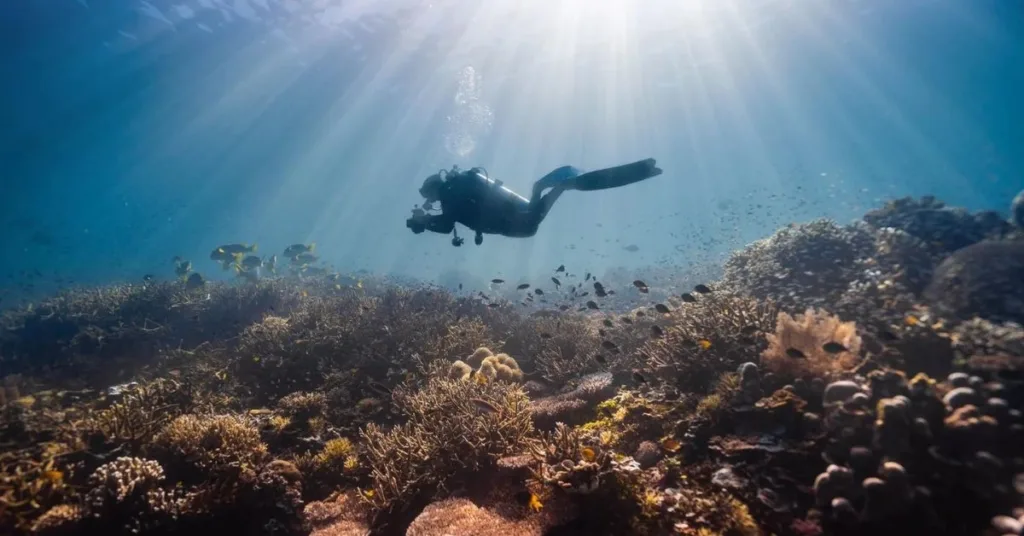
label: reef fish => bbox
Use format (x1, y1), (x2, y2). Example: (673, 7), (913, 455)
(283, 243), (315, 259)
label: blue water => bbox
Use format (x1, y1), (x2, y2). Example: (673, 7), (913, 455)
(2, 0), (1022, 300)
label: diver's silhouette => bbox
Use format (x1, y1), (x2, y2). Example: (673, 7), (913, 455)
(406, 158), (663, 246)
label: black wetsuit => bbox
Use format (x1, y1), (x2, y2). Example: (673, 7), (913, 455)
(407, 158), (662, 245)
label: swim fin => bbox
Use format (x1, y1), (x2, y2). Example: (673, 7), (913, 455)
(568, 158), (663, 191)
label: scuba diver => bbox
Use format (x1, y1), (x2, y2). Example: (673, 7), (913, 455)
(406, 158), (663, 246)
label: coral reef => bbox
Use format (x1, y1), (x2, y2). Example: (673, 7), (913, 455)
(2, 192), (1023, 536)
(360, 370), (534, 528)
(720, 219), (876, 311)
(925, 240), (1024, 324)
(637, 292), (777, 394)
(863, 195), (1011, 255)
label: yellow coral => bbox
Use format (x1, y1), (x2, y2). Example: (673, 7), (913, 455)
(318, 438), (354, 462)
(448, 360), (473, 381)
(466, 347), (494, 368)
(155, 414), (268, 472)
(269, 415), (291, 432)
(308, 416), (327, 435)
(695, 394), (723, 420)
(480, 354), (523, 383)
(723, 497), (759, 536)
(478, 360), (498, 381)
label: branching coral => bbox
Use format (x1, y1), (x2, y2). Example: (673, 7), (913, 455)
(84, 378), (194, 453)
(0, 279), (298, 384)
(295, 437), (362, 497)
(720, 219), (876, 311)
(639, 293), (777, 393)
(0, 445), (75, 533)
(359, 373), (534, 520)
(762, 308), (861, 380)
(530, 423), (612, 495)
(277, 391), (328, 421)
(500, 315), (602, 384)
(153, 414), (268, 479)
(233, 287), (502, 405)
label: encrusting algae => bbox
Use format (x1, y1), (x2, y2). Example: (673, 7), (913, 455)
(1, 193), (1023, 535)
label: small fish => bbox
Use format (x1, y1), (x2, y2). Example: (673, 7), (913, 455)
(594, 354), (607, 364)
(660, 437), (681, 452)
(602, 319), (614, 327)
(636, 310), (646, 317)
(693, 284), (712, 294)
(697, 339), (712, 350)
(265, 255), (278, 274)
(559, 305), (570, 311)
(555, 264), (565, 273)
(540, 332), (553, 339)
(368, 380), (392, 396)
(211, 243), (258, 262)
(492, 279), (505, 284)
(680, 293), (696, 303)
(621, 316), (633, 324)
(143, 274), (154, 282)
(517, 283), (530, 290)
(41, 470), (64, 485)
(740, 325), (759, 335)
(551, 277), (561, 287)
(488, 302), (500, 308)
(632, 371), (646, 383)
(585, 273), (591, 281)
(581, 447), (597, 462)
(470, 398), (500, 415)
(598, 328), (607, 336)
(623, 244), (639, 252)
(534, 288), (544, 295)
(601, 340), (619, 353)
(586, 300), (599, 310)
(283, 243), (315, 259)
(904, 315), (919, 326)
(786, 348), (807, 359)
(654, 303), (671, 314)
(822, 342), (848, 354)
(651, 325), (664, 338)
(632, 280), (648, 290)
